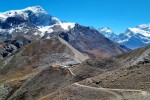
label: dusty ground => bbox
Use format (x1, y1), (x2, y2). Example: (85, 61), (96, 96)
(0, 42), (150, 100)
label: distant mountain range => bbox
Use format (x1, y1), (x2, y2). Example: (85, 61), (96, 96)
(98, 24), (150, 49)
(0, 6), (127, 59)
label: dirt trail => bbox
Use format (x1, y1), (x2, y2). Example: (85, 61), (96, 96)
(74, 83), (150, 100)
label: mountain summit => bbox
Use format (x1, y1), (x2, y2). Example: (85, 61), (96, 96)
(98, 27), (117, 41)
(117, 24), (150, 49)
(0, 6), (61, 27)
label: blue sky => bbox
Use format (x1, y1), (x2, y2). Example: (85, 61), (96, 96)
(0, 0), (150, 34)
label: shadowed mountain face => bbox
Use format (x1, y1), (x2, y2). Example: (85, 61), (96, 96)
(59, 24), (125, 58)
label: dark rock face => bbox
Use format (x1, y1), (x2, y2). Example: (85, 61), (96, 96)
(59, 32), (69, 42)
(0, 21), (11, 29)
(0, 36), (31, 58)
(6, 17), (27, 26)
(0, 43), (17, 58)
(0, 17), (27, 29)
(4, 37), (31, 49)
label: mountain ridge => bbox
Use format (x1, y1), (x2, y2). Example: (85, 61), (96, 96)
(99, 24), (150, 49)
(0, 6), (126, 59)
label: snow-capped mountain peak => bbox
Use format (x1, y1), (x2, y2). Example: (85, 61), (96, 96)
(58, 22), (75, 30)
(137, 23), (150, 29)
(1, 6), (46, 19)
(126, 23), (150, 37)
(24, 6), (46, 13)
(116, 24), (150, 49)
(98, 24), (150, 49)
(0, 6), (76, 40)
(127, 27), (150, 37)
(0, 6), (61, 26)
(99, 27), (113, 33)
(98, 27), (118, 41)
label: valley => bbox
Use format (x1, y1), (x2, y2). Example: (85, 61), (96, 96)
(0, 6), (149, 100)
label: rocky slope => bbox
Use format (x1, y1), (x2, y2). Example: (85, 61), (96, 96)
(60, 24), (125, 58)
(0, 37), (89, 100)
(0, 42), (150, 100)
(40, 45), (150, 100)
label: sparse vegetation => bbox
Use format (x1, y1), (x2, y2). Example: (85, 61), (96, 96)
(0, 39), (150, 100)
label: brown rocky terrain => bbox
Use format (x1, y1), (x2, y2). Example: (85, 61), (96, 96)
(0, 37), (88, 100)
(0, 44), (149, 100)
(39, 46), (150, 100)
